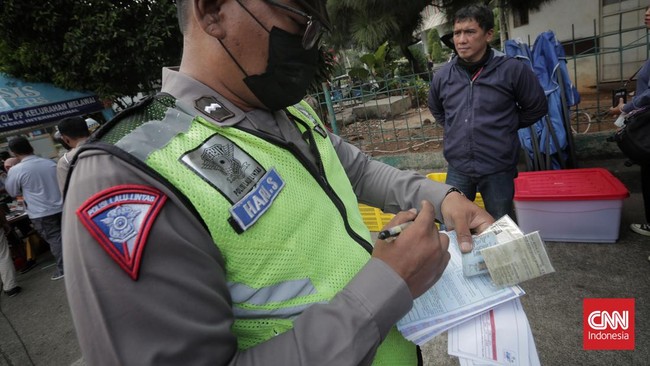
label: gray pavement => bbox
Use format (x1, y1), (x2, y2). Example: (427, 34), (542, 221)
(0, 156), (647, 366)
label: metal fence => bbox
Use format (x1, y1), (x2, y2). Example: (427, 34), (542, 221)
(308, 71), (442, 155)
(309, 18), (649, 156)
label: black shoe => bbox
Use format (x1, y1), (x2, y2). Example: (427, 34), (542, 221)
(19, 260), (36, 274)
(4, 286), (22, 297)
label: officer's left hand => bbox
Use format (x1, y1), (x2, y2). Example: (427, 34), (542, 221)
(440, 191), (494, 253)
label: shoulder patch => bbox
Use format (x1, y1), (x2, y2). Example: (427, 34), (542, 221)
(195, 96), (234, 122)
(76, 185), (167, 280)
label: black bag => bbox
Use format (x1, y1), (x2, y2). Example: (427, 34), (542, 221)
(612, 108), (650, 164)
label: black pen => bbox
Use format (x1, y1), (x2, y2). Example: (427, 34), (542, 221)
(377, 221), (414, 240)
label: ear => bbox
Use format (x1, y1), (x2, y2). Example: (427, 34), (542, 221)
(194, 0), (227, 39)
(486, 28), (495, 43)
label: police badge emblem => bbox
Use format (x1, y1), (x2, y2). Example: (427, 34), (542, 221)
(181, 134), (266, 203)
(77, 185), (167, 280)
(200, 143), (249, 183)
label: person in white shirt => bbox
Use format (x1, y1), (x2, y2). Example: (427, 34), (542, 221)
(5, 137), (64, 281)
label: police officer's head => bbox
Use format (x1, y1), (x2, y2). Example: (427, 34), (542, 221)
(176, 0), (330, 35)
(174, 0), (330, 112)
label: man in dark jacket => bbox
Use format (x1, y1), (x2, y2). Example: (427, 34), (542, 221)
(428, 4), (547, 220)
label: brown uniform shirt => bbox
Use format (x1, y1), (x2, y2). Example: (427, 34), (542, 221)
(62, 68), (452, 365)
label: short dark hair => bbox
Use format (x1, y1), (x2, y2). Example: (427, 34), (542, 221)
(57, 116), (90, 139)
(8, 136), (34, 155)
(454, 4), (494, 32)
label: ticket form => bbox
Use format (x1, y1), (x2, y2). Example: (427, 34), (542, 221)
(448, 298), (541, 366)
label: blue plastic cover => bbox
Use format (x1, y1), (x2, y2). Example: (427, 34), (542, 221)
(505, 31), (581, 170)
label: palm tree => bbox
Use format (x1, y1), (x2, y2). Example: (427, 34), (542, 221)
(327, 0), (431, 74)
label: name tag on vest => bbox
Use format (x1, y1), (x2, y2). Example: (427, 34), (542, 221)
(229, 168), (285, 231)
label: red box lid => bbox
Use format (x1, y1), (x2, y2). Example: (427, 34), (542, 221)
(514, 168), (630, 201)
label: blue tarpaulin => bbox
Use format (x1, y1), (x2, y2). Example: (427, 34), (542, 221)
(505, 31), (580, 170)
(505, 39), (546, 170)
(0, 73), (104, 133)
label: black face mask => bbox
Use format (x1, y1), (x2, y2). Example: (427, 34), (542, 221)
(224, 27), (319, 111)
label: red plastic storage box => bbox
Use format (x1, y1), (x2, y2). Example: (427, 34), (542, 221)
(514, 168), (630, 243)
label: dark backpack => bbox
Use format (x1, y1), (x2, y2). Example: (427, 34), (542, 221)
(612, 108), (650, 164)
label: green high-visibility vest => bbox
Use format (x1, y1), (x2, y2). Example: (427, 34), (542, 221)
(99, 95), (417, 365)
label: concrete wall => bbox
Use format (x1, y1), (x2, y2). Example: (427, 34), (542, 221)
(506, 0), (648, 86)
(507, 0), (600, 42)
(567, 58), (598, 92)
(352, 96), (412, 119)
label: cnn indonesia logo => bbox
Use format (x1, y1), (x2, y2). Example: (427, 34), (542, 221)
(583, 298), (635, 350)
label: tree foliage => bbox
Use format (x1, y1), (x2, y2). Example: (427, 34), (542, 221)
(427, 28), (447, 63)
(0, 0), (558, 105)
(433, 0), (556, 23)
(0, 0), (182, 105)
(327, 0), (431, 75)
(326, 0), (556, 75)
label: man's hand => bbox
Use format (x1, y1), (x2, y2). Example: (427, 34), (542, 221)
(440, 191), (494, 253)
(372, 201), (450, 298)
(609, 97), (625, 116)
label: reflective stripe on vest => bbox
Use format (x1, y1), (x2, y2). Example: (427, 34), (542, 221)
(230, 278), (324, 319)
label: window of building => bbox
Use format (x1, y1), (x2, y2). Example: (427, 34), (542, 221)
(513, 7), (529, 27)
(562, 38), (599, 57)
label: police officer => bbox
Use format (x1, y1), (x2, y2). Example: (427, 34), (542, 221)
(62, 0), (494, 364)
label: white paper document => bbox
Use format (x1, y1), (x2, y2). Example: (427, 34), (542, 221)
(481, 231), (555, 287)
(397, 231), (525, 345)
(462, 215), (525, 277)
(448, 298), (541, 366)
(461, 231), (497, 277)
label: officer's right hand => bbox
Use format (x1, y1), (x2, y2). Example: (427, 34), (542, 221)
(372, 200), (450, 298)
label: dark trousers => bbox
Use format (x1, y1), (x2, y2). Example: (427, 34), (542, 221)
(445, 165), (518, 220)
(31, 212), (63, 275)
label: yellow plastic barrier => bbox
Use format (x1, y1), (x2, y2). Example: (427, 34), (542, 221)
(358, 204), (395, 232)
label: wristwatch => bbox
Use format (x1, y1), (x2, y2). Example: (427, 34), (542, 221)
(444, 187), (464, 197)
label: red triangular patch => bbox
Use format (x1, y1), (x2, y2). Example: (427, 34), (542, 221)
(76, 185), (167, 280)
